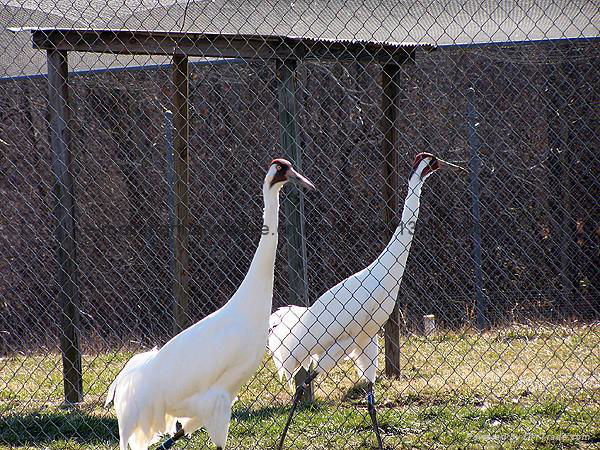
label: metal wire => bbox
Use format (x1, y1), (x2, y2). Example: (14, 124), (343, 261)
(0, 1), (598, 448)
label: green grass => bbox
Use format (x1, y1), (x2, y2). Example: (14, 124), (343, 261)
(1, 323), (598, 449)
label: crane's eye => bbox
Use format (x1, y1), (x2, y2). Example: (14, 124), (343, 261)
(277, 165), (282, 171)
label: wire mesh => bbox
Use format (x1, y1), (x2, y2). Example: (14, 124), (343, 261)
(0, 1), (598, 449)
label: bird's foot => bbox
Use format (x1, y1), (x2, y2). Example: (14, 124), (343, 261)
(157, 427), (186, 450)
(279, 371), (318, 450)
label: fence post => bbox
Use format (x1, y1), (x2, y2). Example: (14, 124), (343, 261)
(466, 86), (488, 330)
(164, 110), (177, 331)
(171, 55), (190, 335)
(546, 63), (577, 317)
(381, 63), (402, 377)
(423, 314), (436, 336)
(47, 49), (83, 404)
(276, 58), (313, 402)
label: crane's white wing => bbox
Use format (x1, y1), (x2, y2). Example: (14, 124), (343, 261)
(268, 266), (396, 382)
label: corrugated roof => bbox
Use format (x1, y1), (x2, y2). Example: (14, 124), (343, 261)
(115, 0), (599, 45)
(2, 0), (599, 78)
(1, 3), (172, 78)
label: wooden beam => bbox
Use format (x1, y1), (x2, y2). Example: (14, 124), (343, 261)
(381, 62), (402, 378)
(34, 30), (274, 59)
(30, 29), (424, 64)
(171, 54), (190, 335)
(47, 49), (83, 404)
(276, 58), (313, 402)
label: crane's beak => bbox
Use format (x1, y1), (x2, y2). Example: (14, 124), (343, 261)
(287, 168), (316, 190)
(438, 158), (468, 173)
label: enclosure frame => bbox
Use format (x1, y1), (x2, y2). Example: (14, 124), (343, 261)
(19, 27), (432, 403)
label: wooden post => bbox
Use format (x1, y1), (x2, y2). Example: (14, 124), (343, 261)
(467, 86), (488, 330)
(276, 58), (313, 402)
(381, 63), (402, 378)
(423, 314), (436, 336)
(171, 55), (190, 335)
(47, 49), (83, 404)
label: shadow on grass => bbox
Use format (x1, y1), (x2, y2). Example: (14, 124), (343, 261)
(0, 403), (325, 446)
(342, 380), (371, 402)
(233, 402), (324, 422)
(0, 410), (118, 446)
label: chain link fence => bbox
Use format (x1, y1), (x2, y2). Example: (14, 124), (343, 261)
(1, 1), (598, 448)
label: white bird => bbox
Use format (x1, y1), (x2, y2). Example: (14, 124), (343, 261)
(105, 158), (315, 450)
(269, 153), (463, 449)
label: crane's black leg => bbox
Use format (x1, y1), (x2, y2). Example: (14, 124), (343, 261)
(367, 382), (384, 450)
(157, 424), (185, 450)
(278, 371), (318, 450)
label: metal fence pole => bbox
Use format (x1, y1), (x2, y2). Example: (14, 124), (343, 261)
(47, 49), (83, 404)
(467, 86), (488, 331)
(546, 62), (577, 317)
(276, 57), (313, 402)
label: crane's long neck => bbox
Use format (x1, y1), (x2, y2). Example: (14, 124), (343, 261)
(228, 183), (280, 318)
(370, 174), (424, 292)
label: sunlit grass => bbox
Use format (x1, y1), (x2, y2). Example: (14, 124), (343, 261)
(1, 323), (598, 449)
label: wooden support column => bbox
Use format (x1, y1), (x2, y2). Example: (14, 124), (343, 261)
(48, 49), (83, 404)
(171, 54), (190, 335)
(381, 63), (402, 378)
(276, 58), (313, 402)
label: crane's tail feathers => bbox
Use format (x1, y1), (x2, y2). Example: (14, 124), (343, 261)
(104, 347), (159, 407)
(113, 353), (164, 450)
(129, 430), (160, 450)
(105, 378), (118, 408)
(268, 306), (307, 336)
(269, 306), (314, 386)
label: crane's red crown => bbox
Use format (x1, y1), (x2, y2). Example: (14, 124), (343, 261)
(269, 159), (292, 187)
(267, 157), (315, 190)
(270, 158), (292, 168)
(412, 152), (440, 178)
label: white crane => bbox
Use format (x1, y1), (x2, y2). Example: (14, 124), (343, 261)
(105, 158), (315, 450)
(269, 153), (464, 450)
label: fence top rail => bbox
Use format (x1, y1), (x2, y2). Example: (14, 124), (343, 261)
(9, 27), (435, 63)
